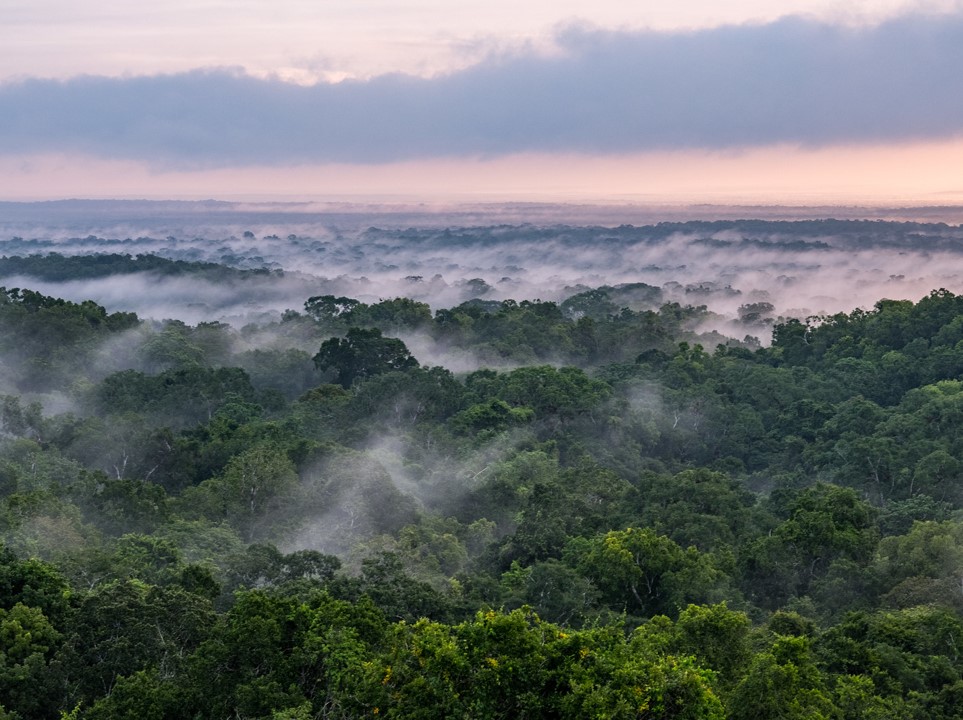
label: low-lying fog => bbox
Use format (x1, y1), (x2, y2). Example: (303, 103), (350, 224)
(5, 199), (963, 566)
(3, 200), (963, 340)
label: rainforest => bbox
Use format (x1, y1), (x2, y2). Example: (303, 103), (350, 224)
(4, 208), (963, 719)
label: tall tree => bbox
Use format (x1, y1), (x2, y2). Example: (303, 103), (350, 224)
(313, 328), (418, 388)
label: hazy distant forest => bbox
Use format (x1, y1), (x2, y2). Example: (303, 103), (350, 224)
(8, 209), (963, 718)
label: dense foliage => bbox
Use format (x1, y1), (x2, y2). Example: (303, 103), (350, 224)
(5, 259), (963, 717)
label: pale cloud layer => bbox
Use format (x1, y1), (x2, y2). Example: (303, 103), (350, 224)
(2, 15), (963, 169)
(3, 1), (958, 81)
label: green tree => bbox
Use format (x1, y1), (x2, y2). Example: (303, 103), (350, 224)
(303, 295), (360, 324)
(0, 602), (62, 718)
(576, 528), (725, 618)
(313, 327), (419, 388)
(180, 444), (299, 539)
(55, 581), (214, 706)
(729, 635), (836, 720)
(0, 546), (71, 623)
(672, 602), (752, 687)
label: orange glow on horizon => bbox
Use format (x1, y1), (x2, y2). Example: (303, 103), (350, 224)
(3, 139), (963, 206)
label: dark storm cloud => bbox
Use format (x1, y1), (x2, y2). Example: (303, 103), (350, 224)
(2, 13), (963, 166)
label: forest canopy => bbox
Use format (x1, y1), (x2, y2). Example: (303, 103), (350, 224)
(4, 236), (963, 717)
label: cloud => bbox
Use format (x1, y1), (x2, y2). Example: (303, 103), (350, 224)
(2, 13), (963, 166)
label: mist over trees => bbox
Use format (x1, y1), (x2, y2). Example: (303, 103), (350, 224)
(6, 208), (963, 717)
(5, 203), (963, 329)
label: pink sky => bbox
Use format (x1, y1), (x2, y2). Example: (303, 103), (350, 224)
(4, 141), (963, 205)
(3, 1), (963, 204)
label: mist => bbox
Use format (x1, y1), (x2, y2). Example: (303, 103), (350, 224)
(3, 200), (963, 338)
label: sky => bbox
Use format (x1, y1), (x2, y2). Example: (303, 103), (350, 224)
(2, 0), (963, 203)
